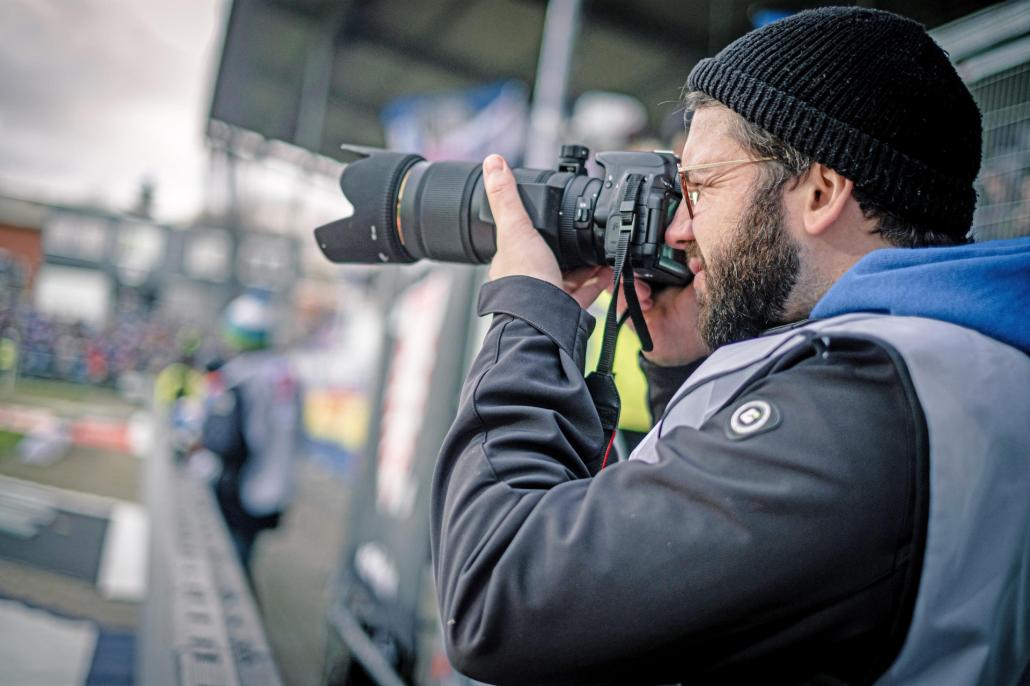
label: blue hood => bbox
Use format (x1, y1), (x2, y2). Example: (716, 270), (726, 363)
(811, 236), (1030, 354)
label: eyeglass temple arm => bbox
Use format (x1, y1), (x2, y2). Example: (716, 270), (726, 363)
(679, 157), (776, 172)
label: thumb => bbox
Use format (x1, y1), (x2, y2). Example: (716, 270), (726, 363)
(483, 155), (535, 247)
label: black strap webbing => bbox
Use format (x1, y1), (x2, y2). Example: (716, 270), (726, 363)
(585, 179), (655, 466)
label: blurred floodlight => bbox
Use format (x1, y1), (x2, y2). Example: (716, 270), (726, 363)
(43, 214), (111, 264)
(569, 91), (648, 152)
(183, 229), (232, 283)
(115, 221), (166, 287)
(34, 264), (111, 325)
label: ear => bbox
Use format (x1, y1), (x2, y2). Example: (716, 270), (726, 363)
(800, 163), (854, 237)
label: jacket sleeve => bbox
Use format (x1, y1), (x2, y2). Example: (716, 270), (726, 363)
(431, 276), (924, 685)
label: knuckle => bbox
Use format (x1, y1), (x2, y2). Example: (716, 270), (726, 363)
(485, 175), (513, 196)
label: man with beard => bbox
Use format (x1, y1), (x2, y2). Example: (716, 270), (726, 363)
(431, 7), (1030, 685)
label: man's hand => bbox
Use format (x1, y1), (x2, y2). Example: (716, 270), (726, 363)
(619, 279), (709, 367)
(484, 154), (610, 309)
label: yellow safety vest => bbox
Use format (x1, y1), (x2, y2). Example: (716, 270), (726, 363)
(585, 293), (652, 432)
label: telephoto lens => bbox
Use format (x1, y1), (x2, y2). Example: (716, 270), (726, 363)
(314, 145), (690, 286)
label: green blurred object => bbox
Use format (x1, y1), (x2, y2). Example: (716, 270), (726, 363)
(0, 337), (17, 371)
(0, 378), (125, 407)
(154, 362), (203, 406)
(0, 430), (23, 457)
(0, 336), (18, 392)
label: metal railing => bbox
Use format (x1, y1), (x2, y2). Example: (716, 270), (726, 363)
(138, 416), (283, 686)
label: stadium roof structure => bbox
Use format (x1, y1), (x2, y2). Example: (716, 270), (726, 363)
(208, 0), (997, 161)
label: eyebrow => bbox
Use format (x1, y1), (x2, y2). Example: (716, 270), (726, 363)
(681, 158), (760, 171)
(682, 167), (724, 185)
(682, 157), (773, 184)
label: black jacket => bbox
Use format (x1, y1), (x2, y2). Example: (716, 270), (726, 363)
(431, 276), (929, 685)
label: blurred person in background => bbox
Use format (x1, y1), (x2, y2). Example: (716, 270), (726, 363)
(432, 7), (1030, 685)
(156, 327), (206, 457)
(155, 327), (204, 405)
(201, 290), (304, 575)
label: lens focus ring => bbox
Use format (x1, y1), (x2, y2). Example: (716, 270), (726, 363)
(414, 161), (481, 262)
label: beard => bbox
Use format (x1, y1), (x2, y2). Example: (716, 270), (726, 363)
(694, 181), (800, 351)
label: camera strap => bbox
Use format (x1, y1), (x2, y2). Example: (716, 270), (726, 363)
(585, 187), (655, 470)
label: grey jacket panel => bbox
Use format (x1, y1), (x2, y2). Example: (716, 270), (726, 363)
(644, 313), (1030, 685)
(629, 326), (813, 465)
(850, 317), (1030, 686)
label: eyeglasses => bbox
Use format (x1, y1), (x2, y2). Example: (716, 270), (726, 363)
(677, 157), (775, 219)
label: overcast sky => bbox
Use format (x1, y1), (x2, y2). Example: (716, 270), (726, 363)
(0, 0), (224, 221)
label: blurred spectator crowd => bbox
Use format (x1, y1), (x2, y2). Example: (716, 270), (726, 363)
(0, 251), (197, 387)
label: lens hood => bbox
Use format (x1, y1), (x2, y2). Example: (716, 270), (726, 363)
(315, 149), (423, 264)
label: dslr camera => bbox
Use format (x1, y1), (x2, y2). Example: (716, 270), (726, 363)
(314, 144), (690, 286)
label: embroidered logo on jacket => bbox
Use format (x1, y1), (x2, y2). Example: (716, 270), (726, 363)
(727, 399), (781, 440)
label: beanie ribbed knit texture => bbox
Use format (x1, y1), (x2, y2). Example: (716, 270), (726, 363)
(687, 7), (982, 239)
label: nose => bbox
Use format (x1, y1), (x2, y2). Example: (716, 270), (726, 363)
(664, 198), (695, 250)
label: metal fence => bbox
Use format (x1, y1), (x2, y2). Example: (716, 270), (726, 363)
(971, 61), (1030, 241)
(933, 0), (1030, 241)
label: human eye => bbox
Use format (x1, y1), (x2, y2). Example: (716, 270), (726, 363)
(678, 170), (705, 215)
(682, 183), (702, 210)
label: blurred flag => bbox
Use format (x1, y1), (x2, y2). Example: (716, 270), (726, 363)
(382, 80), (529, 162)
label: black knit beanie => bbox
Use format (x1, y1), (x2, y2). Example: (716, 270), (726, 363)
(687, 7), (982, 240)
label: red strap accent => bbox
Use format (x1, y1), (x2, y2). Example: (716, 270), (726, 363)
(600, 430), (616, 471)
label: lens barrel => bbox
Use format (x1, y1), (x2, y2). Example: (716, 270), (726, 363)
(397, 161), (489, 263)
(314, 146), (687, 287)
(314, 152), (576, 268)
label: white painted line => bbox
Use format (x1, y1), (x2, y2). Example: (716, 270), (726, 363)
(0, 598), (98, 686)
(128, 410), (153, 459)
(97, 502), (149, 602)
(0, 475), (116, 519)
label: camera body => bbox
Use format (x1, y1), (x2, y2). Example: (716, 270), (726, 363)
(314, 144), (690, 286)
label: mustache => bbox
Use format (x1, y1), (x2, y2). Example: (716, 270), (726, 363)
(686, 242), (705, 268)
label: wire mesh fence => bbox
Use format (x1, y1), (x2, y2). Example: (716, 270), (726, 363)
(970, 61), (1030, 241)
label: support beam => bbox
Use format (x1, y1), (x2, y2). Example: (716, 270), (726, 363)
(525, 0), (708, 61)
(525, 0), (583, 167)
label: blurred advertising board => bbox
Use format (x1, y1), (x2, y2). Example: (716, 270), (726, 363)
(325, 265), (481, 685)
(303, 388), (370, 473)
